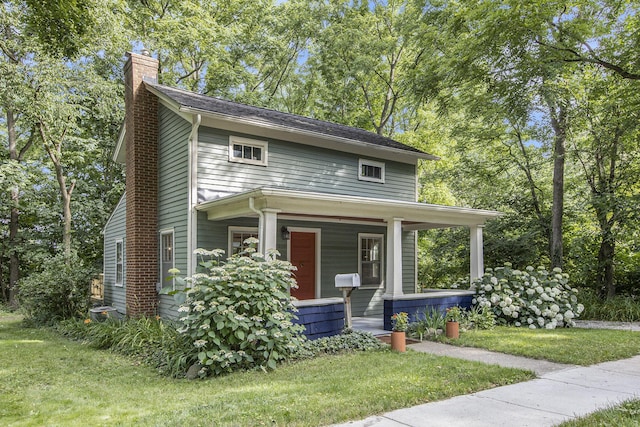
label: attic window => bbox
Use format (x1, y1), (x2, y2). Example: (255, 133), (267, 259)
(229, 136), (268, 166)
(358, 159), (385, 183)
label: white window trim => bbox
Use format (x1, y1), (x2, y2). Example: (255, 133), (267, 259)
(358, 233), (385, 289)
(358, 158), (385, 183)
(159, 229), (175, 291)
(228, 226), (259, 256)
(228, 136), (268, 166)
(114, 239), (124, 287)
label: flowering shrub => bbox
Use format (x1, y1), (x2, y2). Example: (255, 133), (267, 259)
(471, 263), (584, 329)
(172, 244), (306, 377)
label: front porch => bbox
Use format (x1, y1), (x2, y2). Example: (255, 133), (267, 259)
(195, 187), (498, 328)
(294, 289), (476, 338)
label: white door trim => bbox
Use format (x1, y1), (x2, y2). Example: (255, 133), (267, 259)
(286, 227), (322, 299)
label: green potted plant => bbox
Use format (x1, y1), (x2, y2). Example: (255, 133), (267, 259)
(390, 312), (409, 352)
(445, 306), (463, 339)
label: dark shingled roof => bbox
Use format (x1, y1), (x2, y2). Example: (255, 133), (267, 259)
(145, 81), (435, 158)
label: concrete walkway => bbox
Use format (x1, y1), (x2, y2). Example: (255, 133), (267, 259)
(334, 324), (640, 427)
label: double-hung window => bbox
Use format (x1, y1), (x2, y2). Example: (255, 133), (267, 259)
(358, 159), (385, 183)
(228, 227), (259, 256)
(115, 240), (124, 286)
(160, 230), (174, 289)
(359, 234), (384, 287)
(229, 136), (268, 166)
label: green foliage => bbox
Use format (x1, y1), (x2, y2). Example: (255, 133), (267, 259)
(445, 306), (463, 323)
(558, 399), (640, 427)
(17, 252), (93, 325)
(292, 329), (387, 359)
(462, 305), (496, 331)
(56, 316), (196, 378)
(578, 289), (640, 322)
(174, 246), (306, 377)
(472, 263), (584, 329)
(407, 306), (446, 341)
(390, 311), (408, 332)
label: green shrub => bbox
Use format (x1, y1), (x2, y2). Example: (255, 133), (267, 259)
(472, 263), (584, 329)
(18, 251), (93, 325)
(292, 329), (387, 359)
(407, 307), (445, 340)
(462, 305), (496, 330)
(57, 316), (196, 378)
(172, 245), (306, 377)
(579, 289), (640, 322)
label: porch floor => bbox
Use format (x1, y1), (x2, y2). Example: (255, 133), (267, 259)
(351, 316), (387, 336)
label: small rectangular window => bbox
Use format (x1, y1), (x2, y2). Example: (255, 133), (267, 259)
(229, 136), (268, 166)
(358, 159), (385, 183)
(228, 227), (259, 256)
(160, 230), (174, 289)
(115, 240), (124, 286)
(359, 234), (384, 287)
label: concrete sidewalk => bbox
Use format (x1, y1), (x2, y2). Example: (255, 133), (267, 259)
(332, 348), (640, 427)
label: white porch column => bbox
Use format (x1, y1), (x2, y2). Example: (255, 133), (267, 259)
(262, 208), (279, 257)
(470, 224), (485, 283)
(385, 217), (404, 297)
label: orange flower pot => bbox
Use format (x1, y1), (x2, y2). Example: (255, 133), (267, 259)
(446, 321), (459, 339)
(390, 331), (406, 352)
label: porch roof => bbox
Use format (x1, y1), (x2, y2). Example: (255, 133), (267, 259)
(195, 187), (501, 229)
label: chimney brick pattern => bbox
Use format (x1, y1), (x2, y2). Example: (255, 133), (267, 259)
(124, 52), (159, 317)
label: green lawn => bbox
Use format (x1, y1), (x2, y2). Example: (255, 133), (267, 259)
(449, 326), (640, 365)
(0, 316), (532, 427)
(558, 399), (640, 426)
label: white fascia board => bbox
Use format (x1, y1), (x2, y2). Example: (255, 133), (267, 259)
(179, 106), (439, 165)
(196, 188), (502, 227)
(101, 192), (126, 234)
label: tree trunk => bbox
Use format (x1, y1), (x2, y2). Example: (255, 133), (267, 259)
(597, 221), (616, 298)
(547, 100), (567, 269)
(40, 123), (75, 259)
(7, 110), (21, 307)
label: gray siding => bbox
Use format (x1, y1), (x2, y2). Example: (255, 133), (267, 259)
(196, 215), (416, 317)
(157, 105), (191, 318)
(197, 127), (416, 202)
(103, 195), (127, 313)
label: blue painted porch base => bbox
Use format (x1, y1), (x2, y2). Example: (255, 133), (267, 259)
(383, 291), (474, 331)
(293, 299), (345, 340)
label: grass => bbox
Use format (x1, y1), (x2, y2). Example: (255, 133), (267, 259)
(558, 399), (640, 426)
(447, 326), (640, 365)
(0, 316), (533, 426)
(579, 289), (640, 322)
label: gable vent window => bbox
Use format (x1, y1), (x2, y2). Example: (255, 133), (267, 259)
(229, 136), (268, 166)
(358, 159), (385, 183)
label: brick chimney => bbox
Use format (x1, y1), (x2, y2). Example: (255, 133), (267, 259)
(124, 52), (159, 317)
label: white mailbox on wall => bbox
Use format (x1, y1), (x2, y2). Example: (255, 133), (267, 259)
(335, 273), (360, 328)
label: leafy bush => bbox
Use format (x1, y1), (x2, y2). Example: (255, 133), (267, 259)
(461, 305), (496, 330)
(173, 246), (306, 377)
(18, 251), (93, 325)
(407, 307), (445, 340)
(57, 316), (196, 378)
(472, 263), (584, 329)
(292, 329), (387, 359)
(578, 289), (640, 322)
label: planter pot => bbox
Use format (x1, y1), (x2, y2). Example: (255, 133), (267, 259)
(445, 321), (459, 339)
(390, 331), (406, 352)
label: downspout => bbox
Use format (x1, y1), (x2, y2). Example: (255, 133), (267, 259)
(187, 114), (201, 276)
(248, 197), (264, 254)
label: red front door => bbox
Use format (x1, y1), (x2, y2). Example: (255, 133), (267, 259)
(290, 232), (316, 300)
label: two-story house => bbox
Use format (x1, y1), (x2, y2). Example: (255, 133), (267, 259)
(102, 52), (500, 332)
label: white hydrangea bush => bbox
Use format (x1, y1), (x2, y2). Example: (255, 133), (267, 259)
(471, 263), (584, 329)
